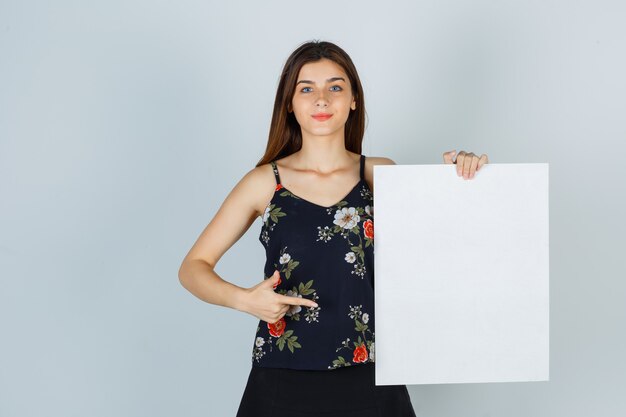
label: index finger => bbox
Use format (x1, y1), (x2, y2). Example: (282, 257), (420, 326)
(278, 294), (318, 308)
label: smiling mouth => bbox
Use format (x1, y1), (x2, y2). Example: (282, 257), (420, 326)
(312, 114), (333, 121)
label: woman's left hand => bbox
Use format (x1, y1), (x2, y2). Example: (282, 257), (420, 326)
(442, 150), (489, 180)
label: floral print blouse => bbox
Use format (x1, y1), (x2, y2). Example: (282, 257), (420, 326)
(251, 154), (375, 371)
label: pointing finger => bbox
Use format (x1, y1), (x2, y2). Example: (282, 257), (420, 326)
(278, 294), (318, 308)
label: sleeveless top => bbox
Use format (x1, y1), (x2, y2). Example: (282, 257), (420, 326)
(251, 154), (375, 371)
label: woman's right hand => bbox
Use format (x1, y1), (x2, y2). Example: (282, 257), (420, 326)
(242, 270), (319, 323)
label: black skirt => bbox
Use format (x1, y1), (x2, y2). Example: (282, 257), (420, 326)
(236, 362), (417, 417)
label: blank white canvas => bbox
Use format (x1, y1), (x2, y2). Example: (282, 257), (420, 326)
(373, 163), (549, 386)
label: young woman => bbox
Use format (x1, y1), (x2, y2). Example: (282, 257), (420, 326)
(179, 40), (489, 417)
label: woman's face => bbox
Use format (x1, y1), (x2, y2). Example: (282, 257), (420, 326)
(290, 58), (356, 139)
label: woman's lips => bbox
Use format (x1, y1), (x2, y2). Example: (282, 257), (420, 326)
(312, 113), (333, 121)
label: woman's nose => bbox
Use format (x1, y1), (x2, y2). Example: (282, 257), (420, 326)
(314, 89), (329, 106)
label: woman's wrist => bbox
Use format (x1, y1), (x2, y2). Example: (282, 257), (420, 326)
(233, 286), (251, 314)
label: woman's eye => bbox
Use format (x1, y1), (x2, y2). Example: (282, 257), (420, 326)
(300, 86), (343, 93)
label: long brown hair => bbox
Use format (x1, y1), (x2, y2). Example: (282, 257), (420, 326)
(255, 40), (367, 167)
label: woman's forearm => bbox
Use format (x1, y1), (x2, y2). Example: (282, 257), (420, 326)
(178, 259), (249, 313)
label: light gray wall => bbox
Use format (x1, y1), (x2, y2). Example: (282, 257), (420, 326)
(1, 1), (624, 416)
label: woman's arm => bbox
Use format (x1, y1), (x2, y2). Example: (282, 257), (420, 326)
(178, 166), (264, 312)
(178, 165), (318, 322)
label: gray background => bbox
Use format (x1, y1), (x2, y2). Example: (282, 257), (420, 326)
(1, 0), (624, 416)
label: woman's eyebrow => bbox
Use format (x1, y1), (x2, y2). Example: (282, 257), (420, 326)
(296, 77), (346, 85)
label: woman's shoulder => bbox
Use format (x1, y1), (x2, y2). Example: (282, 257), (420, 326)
(362, 155), (396, 192)
(365, 155), (396, 165)
(363, 155), (396, 177)
(231, 161), (281, 219)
